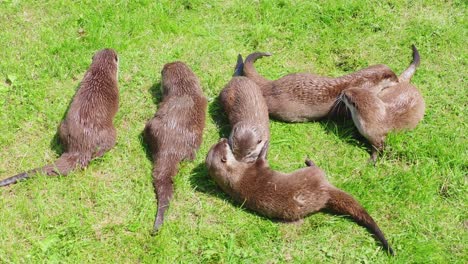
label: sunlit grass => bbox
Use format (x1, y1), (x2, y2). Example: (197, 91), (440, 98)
(0, 0), (466, 263)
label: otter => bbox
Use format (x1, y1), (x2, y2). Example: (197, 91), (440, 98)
(341, 45), (425, 163)
(144, 61), (207, 233)
(242, 50), (403, 122)
(219, 55), (270, 162)
(0, 48), (119, 187)
(206, 138), (394, 255)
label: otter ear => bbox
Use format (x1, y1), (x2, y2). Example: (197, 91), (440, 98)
(221, 156), (227, 163)
(258, 140), (269, 160)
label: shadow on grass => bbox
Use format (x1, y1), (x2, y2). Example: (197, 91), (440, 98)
(320, 113), (419, 164)
(208, 95), (231, 139)
(318, 117), (372, 153)
(148, 82), (163, 106)
(188, 162), (222, 198)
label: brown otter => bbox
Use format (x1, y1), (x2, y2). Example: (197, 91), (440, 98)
(242, 50), (402, 122)
(0, 48), (119, 187)
(219, 55), (270, 162)
(206, 138), (394, 255)
(341, 45), (425, 162)
(144, 61), (207, 233)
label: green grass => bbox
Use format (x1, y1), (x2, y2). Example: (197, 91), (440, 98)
(0, 0), (466, 263)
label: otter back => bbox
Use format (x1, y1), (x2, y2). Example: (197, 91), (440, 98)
(243, 52), (399, 122)
(0, 48), (119, 187)
(220, 75), (270, 162)
(144, 61), (207, 233)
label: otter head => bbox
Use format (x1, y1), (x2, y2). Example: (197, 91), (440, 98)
(342, 88), (386, 118)
(91, 48), (119, 78)
(341, 88), (387, 139)
(161, 61), (199, 97)
(228, 123), (266, 163)
(206, 138), (241, 191)
(206, 138), (269, 192)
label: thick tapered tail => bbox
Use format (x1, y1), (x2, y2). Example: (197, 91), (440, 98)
(233, 54), (244, 76)
(326, 188), (394, 255)
(152, 155), (181, 234)
(399, 45), (420, 82)
(0, 153), (82, 187)
(243, 52), (272, 86)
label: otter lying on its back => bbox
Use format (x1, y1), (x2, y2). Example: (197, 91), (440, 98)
(206, 138), (394, 255)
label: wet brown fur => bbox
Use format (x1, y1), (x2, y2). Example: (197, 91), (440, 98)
(341, 45), (425, 162)
(0, 49), (119, 187)
(219, 55), (270, 162)
(206, 139), (394, 255)
(243, 52), (400, 122)
(144, 61), (207, 233)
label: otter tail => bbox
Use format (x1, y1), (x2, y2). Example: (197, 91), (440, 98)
(151, 154), (182, 234)
(399, 45), (420, 82)
(233, 54), (244, 77)
(326, 188), (394, 255)
(304, 158), (316, 167)
(0, 153), (82, 187)
(244, 52), (272, 86)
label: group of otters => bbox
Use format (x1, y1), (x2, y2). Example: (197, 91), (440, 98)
(0, 46), (425, 255)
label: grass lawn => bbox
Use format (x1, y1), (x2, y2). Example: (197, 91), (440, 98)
(0, 0), (466, 263)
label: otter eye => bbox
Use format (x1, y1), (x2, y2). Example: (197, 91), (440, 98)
(114, 55), (118, 62)
(257, 140), (262, 144)
(221, 157), (227, 163)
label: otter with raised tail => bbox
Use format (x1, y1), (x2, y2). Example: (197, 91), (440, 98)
(219, 55), (270, 162)
(341, 45), (425, 162)
(0, 48), (119, 187)
(242, 50), (403, 122)
(206, 138), (394, 255)
(144, 61), (207, 233)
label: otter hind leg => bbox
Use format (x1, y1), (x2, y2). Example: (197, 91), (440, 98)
(93, 128), (117, 159)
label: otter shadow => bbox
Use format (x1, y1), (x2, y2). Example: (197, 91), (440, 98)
(148, 82), (163, 105)
(319, 114), (410, 162)
(49, 133), (63, 157)
(318, 117), (372, 153)
(208, 95), (231, 139)
(189, 162), (223, 199)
